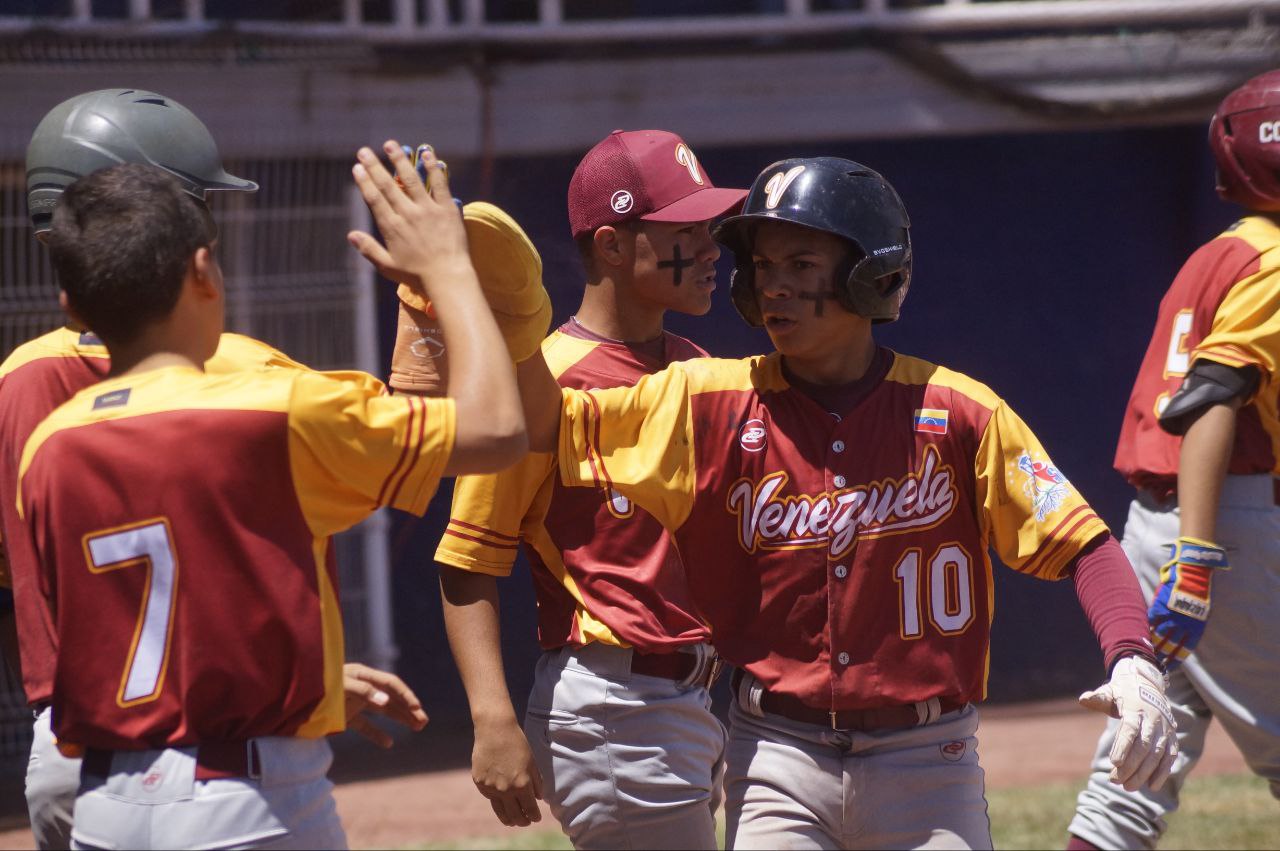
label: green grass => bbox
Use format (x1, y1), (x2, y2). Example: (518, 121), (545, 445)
(408, 772), (1277, 850)
(989, 772), (1277, 850)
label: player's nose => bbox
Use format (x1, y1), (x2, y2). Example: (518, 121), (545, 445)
(694, 223), (720, 264)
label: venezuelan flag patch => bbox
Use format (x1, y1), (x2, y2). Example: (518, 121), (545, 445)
(913, 408), (948, 435)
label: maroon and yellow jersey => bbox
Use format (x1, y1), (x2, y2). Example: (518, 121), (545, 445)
(1116, 214), (1280, 494)
(436, 322), (710, 651)
(0, 329), (303, 706)
(558, 348), (1108, 710)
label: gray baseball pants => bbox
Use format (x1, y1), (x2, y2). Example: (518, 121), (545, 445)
(523, 642), (725, 850)
(70, 736), (345, 850)
(725, 677), (991, 850)
(27, 706), (79, 850)
(1069, 476), (1280, 850)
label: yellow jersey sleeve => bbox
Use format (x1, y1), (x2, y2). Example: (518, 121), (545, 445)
(976, 402), (1108, 580)
(206, 332), (310, 374)
(435, 452), (556, 576)
(557, 363), (698, 533)
(1192, 264), (1280, 384)
(288, 370), (455, 535)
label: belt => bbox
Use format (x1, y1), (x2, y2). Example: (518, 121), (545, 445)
(734, 669), (964, 732)
(629, 647), (721, 690)
(83, 741), (260, 781)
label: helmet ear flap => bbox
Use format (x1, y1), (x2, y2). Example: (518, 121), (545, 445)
(729, 263), (764, 327)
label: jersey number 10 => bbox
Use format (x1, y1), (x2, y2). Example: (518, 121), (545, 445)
(894, 543), (976, 638)
(83, 519), (179, 708)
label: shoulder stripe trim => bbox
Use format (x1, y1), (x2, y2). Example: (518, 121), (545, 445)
(387, 396), (428, 507)
(1020, 506), (1100, 577)
(376, 396), (421, 507)
(449, 519), (519, 543)
(583, 391), (616, 495)
(443, 527), (521, 550)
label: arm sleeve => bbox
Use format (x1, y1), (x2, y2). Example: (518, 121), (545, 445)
(1066, 533), (1158, 671)
(976, 401), (1110, 580)
(288, 370), (456, 536)
(435, 452), (556, 576)
(557, 363), (698, 533)
(1191, 264), (1280, 382)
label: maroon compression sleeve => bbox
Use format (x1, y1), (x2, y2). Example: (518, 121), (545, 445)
(1066, 533), (1157, 672)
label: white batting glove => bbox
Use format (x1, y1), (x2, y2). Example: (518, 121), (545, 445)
(1078, 656), (1178, 792)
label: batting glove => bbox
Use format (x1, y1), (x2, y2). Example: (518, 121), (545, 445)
(1148, 536), (1227, 671)
(1078, 655), (1178, 792)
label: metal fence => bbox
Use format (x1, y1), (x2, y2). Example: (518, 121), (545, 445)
(1, 0), (1275, 39)
(0, 156), (392, 761)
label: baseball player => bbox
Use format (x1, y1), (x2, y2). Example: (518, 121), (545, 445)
(1067, 70), (1280, 850)
(422, 130), (745, 848)
(15, 149), (521, 849)
(0, 89), (426, 849)
(479, 156), (1180, 849)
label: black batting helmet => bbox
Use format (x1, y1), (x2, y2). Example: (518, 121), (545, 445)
(713, 157), (912, 325)
(26, 89), (257, 234)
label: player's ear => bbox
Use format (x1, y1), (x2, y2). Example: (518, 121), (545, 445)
(593, 225), (631, 268)
(188, 246), (223, 302)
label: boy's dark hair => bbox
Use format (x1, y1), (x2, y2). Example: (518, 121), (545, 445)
(47, 163), (216, 345)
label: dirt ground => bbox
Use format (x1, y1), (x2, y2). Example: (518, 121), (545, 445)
(0, 698), (1248, 849)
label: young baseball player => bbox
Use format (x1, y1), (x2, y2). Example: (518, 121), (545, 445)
(1067, 70), (1280, 851)
(468, 156), (1181, 849)
(0, 89), (428, 850)
(420, 130), (746, 848)
(13, 146), (522, 849)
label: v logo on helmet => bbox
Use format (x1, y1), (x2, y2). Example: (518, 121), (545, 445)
(675, 143), (705, 186)
(763, 166), (806, 210)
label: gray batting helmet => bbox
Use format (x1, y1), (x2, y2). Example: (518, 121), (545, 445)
(26, 88), (257, 233)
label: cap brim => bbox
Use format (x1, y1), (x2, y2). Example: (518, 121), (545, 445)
(206, 169), (259, 193)
(640, 186), (747, 224)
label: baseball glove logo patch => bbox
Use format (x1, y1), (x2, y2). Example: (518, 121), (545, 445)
(611, 190), (634, 214)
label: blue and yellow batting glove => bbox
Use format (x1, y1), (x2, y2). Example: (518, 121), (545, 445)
(1148, 536), (1228, 671)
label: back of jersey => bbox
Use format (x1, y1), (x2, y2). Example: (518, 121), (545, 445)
(18, 364), (453, 750)
(0, 328), (109, 704)
(1115, 215), (1280, 492)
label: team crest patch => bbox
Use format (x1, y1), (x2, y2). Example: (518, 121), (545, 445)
(913, 408), (948, 435)
(92, 388), (131, 410)
(1016, 451), (1071, 521)
(939, 740), (967, 762)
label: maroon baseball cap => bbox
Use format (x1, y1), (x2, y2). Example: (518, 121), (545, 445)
(568, 129), (747, 239)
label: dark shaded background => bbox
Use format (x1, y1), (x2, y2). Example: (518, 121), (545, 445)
(364, 121), (1232, 760)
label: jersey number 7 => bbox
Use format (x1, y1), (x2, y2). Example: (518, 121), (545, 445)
(83, 518), (179, 707)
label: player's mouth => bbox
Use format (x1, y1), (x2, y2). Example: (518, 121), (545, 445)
(693, 268), (717, 292)
(763, 313), (798, 333)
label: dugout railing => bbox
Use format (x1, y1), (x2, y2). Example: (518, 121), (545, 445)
(0, 0), (1276, 40)
(0, 156), (394, 763)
